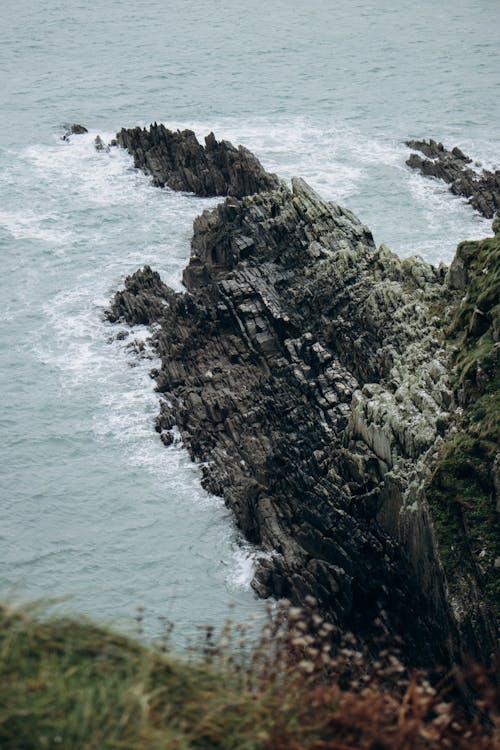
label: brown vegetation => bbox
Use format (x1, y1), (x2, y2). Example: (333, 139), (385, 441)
(0, 600), (497, 749)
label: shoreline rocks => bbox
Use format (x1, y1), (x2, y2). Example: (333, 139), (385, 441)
(406, 139), (499, 219)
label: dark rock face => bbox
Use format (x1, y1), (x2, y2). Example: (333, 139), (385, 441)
(406, 139), (500, 219)
(115, 124), (279, 198)
(107, 130), (498, 665)
(108, 178), (473, 663)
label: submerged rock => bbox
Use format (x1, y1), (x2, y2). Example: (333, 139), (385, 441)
(107, 144), (498, 666)
(62, 123), (88, 141)
(406, 139), (500, 219)
(114, 123), (279, 197)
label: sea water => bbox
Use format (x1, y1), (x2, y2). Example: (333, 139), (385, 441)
(0, 0), (498, 642)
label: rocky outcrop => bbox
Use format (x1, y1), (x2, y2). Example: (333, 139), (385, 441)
(107, 175), (499, 664)
(114, 124), (279, 197)
(406, 139), (500, 219)
(94, 135), (109, 153)
(107, 133), (498, 665)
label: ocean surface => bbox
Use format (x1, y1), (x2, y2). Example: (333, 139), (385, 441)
(0, 0), (498, 643)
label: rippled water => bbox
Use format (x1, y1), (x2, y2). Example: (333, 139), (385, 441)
(0, 0), (498, 641)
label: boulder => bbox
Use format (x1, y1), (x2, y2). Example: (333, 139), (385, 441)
(106, 265), (174, 325)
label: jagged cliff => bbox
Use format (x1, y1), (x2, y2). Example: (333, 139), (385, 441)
(106, 129), (498, 665)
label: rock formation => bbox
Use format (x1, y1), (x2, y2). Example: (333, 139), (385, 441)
(406, 139), (500, 219)
(106, 265), (175, 326)
(107, 135), (498, 666)
(114, 124), (279, 198)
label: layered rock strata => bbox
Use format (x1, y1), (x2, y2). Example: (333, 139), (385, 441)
(107, 173), (499, 664)
(406, 139), (499, 219)
(114, 124), (279, 198)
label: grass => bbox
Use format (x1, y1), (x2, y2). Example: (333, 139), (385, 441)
(0, 601), (498, 749)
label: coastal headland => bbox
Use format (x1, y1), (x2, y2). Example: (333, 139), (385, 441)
(104, 125), (499, 667)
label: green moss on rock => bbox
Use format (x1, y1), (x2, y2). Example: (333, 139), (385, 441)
(449, 235), (500, 389)
(427, 234), (499, 622)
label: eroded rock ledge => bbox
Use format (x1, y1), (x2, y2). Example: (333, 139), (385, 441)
(115, 124), (279, 197)
(406, 139), (500, 219)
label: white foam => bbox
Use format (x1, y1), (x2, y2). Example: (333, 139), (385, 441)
(405, 170), (491, 263)
(0, 208), (74, 245)
(227, 545), (257, 589)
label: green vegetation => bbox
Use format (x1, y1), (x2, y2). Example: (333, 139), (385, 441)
(452, 236), (500, 386)
(427, 234), (499, 617)
(0, 602), (497, 749)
